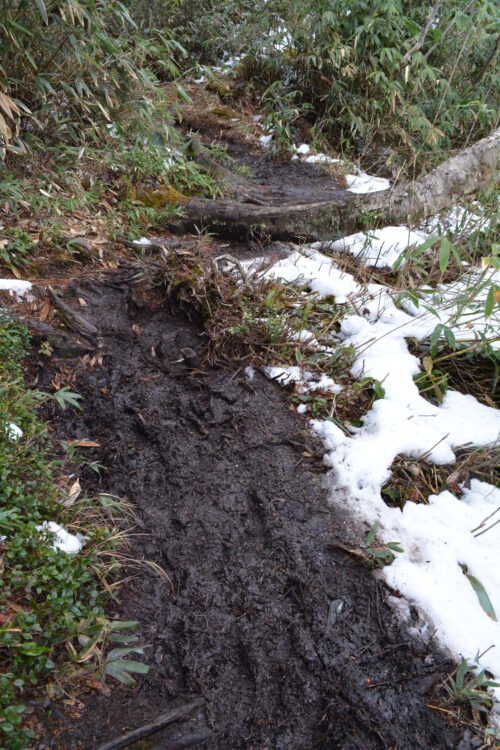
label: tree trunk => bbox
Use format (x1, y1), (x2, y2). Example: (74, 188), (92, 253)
(172, 127), (500, 242)
(365, 126), (500, 225)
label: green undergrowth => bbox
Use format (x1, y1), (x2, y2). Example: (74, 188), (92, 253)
(168, 0), (499, 170)
(0, 316), (143, 749)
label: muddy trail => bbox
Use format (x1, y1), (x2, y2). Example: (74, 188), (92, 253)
(28, 266), (468, 750)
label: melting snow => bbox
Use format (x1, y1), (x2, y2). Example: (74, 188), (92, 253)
(345, 171), (390, 193)
(5, 423), (23, 442)
(255, 241), (500, 690)
(37, 521), (85, 554)
(312, 226), (428, 269)
(0, 279), (33, 301)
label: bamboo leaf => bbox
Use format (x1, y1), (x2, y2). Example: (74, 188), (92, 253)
(439, 237), (451, 274)
(365, 522), (378, 547)
(33, 0), (49, 24)
(106, 646), (144, 661)
(461, 564), (497, 621)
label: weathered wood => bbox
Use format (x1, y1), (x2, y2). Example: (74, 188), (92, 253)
(22, 318), (94, 356)
(366, 125), (500, 225)
(172, 127), (500, 242)
(96, 697), (205, 750)
(48, 289), (99, 340)
(173, 193), (358, 242)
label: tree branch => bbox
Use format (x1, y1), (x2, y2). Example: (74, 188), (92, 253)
(402, 0), (443, 64)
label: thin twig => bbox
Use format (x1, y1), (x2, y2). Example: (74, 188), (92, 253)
(96, 697), (205, 750)
(402, 1), (444, 64)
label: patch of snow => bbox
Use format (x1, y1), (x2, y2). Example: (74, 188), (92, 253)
(245, 366), (255, 380)
(105, 123), (119, 138)
(6, 423), (23, 442)
(345, 172), (390, 193)
(312, 226), (428, 269)
(259, 133), (273, 148)
(305, 153), (340, 165)
(37, 521), (86, 554)
(404, 267), (500, 348)
(266, 365), (341, 394)
(296, 403), (308, 414)
(259, 245), (500, 687)
(132, 237), (153, 247)
(420, 204), (489, 236)
(295, 143), (311, 155)
(380, 480), (500, 698)
(0, 279), (33, 301)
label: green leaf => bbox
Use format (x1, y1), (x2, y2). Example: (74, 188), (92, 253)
(108, 633), (139, 645)
(365, 522), (378, 547)
(34, 0), (49, 24)
(52, 387), (82, 411)
(485, 287), (495, 318)
(387, 542), (403, 553)
(109, 620), (140, 631)
(104, 658), (149, 687)
(461, 564), (497, 621)
(113, 659), (149, 674)
(106, 646), (144, 661)
(429, 323), (443, 353)
(103, 662), (136, 687)
(484, 285), (499, 318)
(443, 326), (456, 350)
(175, 84), (191, 104)
(439, 238), (451, 274)
(482, 256), (500, 270)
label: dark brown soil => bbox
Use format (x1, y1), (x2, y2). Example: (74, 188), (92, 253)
(30, 273), (467, 750)
(226, 140), (347, 204)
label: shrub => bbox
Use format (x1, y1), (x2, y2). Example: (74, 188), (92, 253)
(0, 0), (186, 158)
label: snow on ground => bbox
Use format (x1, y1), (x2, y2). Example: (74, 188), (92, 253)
(312, 226), (428, 269)
(266, 365), (342, 394)
(345, 171), (390, 193)
(310, 205), (490, 270)
(409, 268), (500, 348)
(250, 243), (500, 691)
(36, 521), (85, 554)
(5, 423), (23, 441)
(0, 279), (33, 301)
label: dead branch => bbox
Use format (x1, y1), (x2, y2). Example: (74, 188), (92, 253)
(402, 1), (444, 64)
(47, 289), (98, 340)
(96, 697), (205, 750)
(211, 254), (253, 291)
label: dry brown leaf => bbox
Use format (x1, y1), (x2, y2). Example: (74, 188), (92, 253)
(39, 301), (51, 321)
(67, 439), (100, 448)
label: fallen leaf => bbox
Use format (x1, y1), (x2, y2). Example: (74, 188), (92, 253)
(66, 439), (100, 448)
(68, 479), (81, 504)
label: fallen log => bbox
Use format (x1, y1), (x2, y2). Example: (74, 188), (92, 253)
(172, 127), (500, 242)
(173, 193), (358, 242)
(366, 125), (500, 225)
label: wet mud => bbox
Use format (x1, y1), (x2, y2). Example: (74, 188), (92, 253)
(37, 277), (463, 749)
